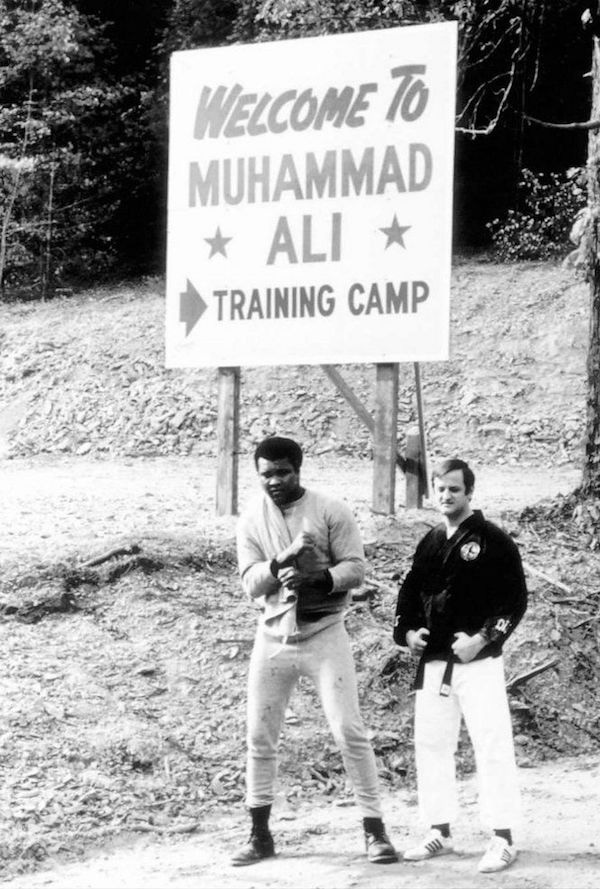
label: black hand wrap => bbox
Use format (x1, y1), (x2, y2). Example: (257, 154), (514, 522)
(311, 569), (333, 593)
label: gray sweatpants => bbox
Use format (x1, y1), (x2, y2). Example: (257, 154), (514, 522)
(245, 620), (383, 818)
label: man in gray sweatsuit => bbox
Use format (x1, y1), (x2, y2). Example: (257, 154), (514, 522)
(232, 435), (397, 867)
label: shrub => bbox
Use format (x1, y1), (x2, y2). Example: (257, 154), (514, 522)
(486, 167), (586, 261)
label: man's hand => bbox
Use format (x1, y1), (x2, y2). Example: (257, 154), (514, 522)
(277, 566), (300, 598)
(279, 567), (331, 594)
(279, 566), (303, 590)
(451, 631), (487, 664)
(275, 531), (316, 569)
(406, 627), (430, 656)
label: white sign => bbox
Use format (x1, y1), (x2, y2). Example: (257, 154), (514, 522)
(166, 23), (457, 368)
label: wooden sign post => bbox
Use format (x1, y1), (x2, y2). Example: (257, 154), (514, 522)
(216, 367), (240, 516)
(406, 427), (424, 508)
(414, 362), (431, 501)
(213, 360), (431, 517)
(372, 363), (399, 514)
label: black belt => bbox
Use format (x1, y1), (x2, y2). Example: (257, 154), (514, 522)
(439, 657), (454, 697)
(414, 653), (456, 697)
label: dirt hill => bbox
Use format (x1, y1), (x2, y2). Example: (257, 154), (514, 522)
(0, 259), (599, 886)
(0, 260), (588, 466)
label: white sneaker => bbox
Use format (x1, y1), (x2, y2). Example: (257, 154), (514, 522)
(478, 836), (518, 873)
(403, 828), (454, 861)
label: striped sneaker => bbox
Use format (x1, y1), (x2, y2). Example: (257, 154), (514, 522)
(403, 828), (454, 861)
(478, 836), (518, 873)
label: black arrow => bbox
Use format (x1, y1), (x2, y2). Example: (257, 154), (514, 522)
(179, 279), (207, 336)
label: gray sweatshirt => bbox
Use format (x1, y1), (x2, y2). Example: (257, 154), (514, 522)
(237, 488), (365, 637)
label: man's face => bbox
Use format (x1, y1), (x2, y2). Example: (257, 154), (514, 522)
(433, 469), (472, 522)
(257, 457), (301, 506)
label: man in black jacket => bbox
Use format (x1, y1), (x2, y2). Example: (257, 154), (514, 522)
(394, 458), (527, 874)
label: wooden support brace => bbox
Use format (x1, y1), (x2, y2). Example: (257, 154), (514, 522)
(216, 366), (240, 516)
(320, 365), (374, 432)
(320, 364), (406, 471)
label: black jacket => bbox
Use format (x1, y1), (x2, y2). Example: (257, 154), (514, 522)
(393, 510), (527, 662)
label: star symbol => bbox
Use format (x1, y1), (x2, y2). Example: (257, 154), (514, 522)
(380, 215), (411, 249)
(205, 227), (231, 258)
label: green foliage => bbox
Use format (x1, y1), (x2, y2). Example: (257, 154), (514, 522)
(0, 0), (159, 297)
(232, 0), (456, 41)
(486, 168), (587, 262)
(0, 0), (590, 295)
(160, 0), (238, 54)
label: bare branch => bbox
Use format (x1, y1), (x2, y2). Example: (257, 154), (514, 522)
(522, 560), (574, 595)
(460, 17), (522, 72)
(454, 1), (549, 137)
(525, 114), (600, 131)
(456, 64), (517, 136)
(506, 658), (559, 693)
(81, 543), (142, 568)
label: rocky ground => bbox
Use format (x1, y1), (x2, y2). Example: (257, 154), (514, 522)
(0, 259), (599, 887)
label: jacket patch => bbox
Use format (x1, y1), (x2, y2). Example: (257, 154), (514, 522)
(460, 541), (481, 561)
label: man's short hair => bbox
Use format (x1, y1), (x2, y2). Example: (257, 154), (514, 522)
(431, 458), (475, 495)
(254, 436), (303, 471)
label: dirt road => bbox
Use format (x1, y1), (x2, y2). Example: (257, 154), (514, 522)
(0, 453), (581, 566)
(4, 755), (599, 889)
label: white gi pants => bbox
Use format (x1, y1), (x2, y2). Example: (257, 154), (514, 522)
(415, 656), (521, 830)
(246, 620), (382, 818)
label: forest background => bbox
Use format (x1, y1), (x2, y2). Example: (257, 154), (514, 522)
(0, 0), (592, 299)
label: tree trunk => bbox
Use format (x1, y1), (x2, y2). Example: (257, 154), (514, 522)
(0, 78), (33, 295)
(583, 24), (600, 496)
(41, 161), (56, 301)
